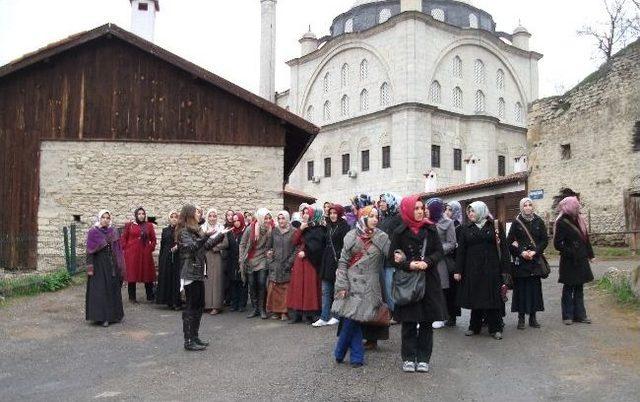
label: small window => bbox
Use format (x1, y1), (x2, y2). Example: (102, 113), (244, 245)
(341, 95), (350, 117)
(469, 14), (479, 29)
(360, 59), (368, 80)
(361, 150), (370, 171)
(323, 72), (330, 93)
(323, 101), (331, 121)
(307, 161), (315, 181)
(382, 146), (391, 169)
(498, 98), (506, 119)
(515, 102), (524, 123)
(345, 18), (354, 33)
(380, 82), (391, 106)
(452, 87), (463, 109)
(633, 122), (640, 152)
(341, 63), (349, 88)
(429, 81), (441, 104)
(496, 69), (505, 91)
(342, 154), (351, 174)
(561, 144), (571, 160)
(453, 148), (462, 171)
(431, 8), (445, 22)
(324, 157), (332, 177)
(306, 105), (314, 121)
(431, 145), (441, 168)
(379, 8), (392, 23)
(452, 56), (462, 78)
(474, 59), (485, 85)
(475, 90), (486, 113)
(360, 89), (369, 111)
(138, 2), (149, 11)
(498, 155), (506, 176)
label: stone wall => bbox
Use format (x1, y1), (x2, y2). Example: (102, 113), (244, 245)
(527, 40), (640, 244)
(37, 141), (284, 271)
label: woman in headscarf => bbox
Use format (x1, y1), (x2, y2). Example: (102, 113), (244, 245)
(455, 201), (510, 340)
(224, 209), (235, 229)
(507, 198), (548, 329)
(445, 201), (464, 228)
(331, 207), (390, 368)
(443, 201), (464, 326)
(239, 208), (273, 319)
(156, 210), (181, 310)
(121, 206), (157, 303)
(377, 193), (403, 320)
(176, 204), (227, 351)
(226, 212), (248, 312)
(313, 204), (350, 327)
(554, 196), (594, 325)
(286, 205), (325, 323)
(85, 210), (125, 327)
(426, 198), (458, 329)
(266, 211), (297, 320)
(201, 208), (226, 315)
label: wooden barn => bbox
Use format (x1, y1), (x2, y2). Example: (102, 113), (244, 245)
(0, 23), (319, 270)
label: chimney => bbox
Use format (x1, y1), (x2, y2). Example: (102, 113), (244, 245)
(424, 170), (438, 193)
(512, 25), (531, 51)
(400, 0), (422, 12)
(260, 0), (277, 102)
(130, 0), (159, 42)
(514, 155), (528, 173)
(299, 26), (318, 57)
(465, 155), (481, 184)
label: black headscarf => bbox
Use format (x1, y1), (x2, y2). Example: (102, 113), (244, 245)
(134, 207), (149, 244)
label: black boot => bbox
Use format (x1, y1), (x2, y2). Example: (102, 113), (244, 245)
(517, 313), (525, 330)
(128, 283), (138, 303)
(247, 275), (259, 318)
(145, 283), (155, 302)
(183, 312), (205, 351)
(258, 284), (267, 320)
(529, 314), (541, 328)
(193, 310), (209, 347)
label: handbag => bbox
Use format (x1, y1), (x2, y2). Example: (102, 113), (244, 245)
(515, 217), (551, 279)
(366, 303), (391, 327)
(494, 219), (513, 289)
(391, 237), (428, 307)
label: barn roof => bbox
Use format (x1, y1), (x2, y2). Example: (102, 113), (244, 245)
(420, 172), (528, 199)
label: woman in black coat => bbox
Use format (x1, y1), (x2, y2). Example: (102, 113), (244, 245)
(455, 201), (510, 340)
(389, 195), (446, 373)
(553, 196), (594, 325)
(156, 211), (182, 310)
(226, 213), (249, 312)
(507, 198), (548, 329)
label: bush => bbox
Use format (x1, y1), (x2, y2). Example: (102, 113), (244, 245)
(597, 275), (640, 307)
(0, 269), (74, 299)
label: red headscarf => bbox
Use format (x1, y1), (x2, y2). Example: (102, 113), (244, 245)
(231, 212), (246, 235)
(328, 203), (345, 217)
(400, 195), (433, 235)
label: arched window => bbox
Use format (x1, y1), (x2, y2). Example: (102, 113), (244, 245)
(452, 87), (463, 109)
(475, 90), (486, 113)
(469, 14), (479, 29)
(323, 72), (331, 93)
(514, 102), (524, 123)
(360, 89), (369, 111)
(380, 82), (391, 106)
(474, 59), (485, 85)
(323, 101), (331, 122)
(306, 105), (314, 121)
(344, 18), (354, 33)
(431, 8), (445, 22)
(341, 95), (350, 117)
(498, 98), (505, 119)
(452, 56), (462, 78)
(496, 69), (505, 91)
(341, 63), (349, 88)
(360, 59), (368, 81)
(429, 81), (442, 104)
(379, 8), (392, 23)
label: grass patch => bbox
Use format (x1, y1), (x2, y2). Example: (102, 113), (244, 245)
(545, 246), (637, 259)
(0, 269), (73, 299)
(597, 275), (640, 309)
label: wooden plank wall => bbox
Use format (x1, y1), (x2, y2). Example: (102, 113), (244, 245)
(0, 37), (287, 269)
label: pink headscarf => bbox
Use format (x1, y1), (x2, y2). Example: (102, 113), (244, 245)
(555, 196), (588, 240)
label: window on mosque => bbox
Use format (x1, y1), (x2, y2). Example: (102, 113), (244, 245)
(498, 155), (506, 176)
(452, 56), (462, 78)
(453, 148), (462, 171)
(469, 14), (479, 29)
(324, 101), (331, 121)
(342, 154), (351, 174)
(431, 145), (441, 168)
(429, 81), (441, 104)
(360, 59), (368, 80)
(515, 102), (524, 123)
(341, 63), (349, 88)
(324, 158), (332, 178)
(361, 150), (370, 171)
(379, 8), (392, 23)
(341, 95), (350, 117)
(431, 8), (445, 22)
(475, 90), (486, 113)
(307, 161), (314, 181)
(382, 146), (391, 169)
(138, 2), (148, 11)
(634, 122), (640, 152)
(323, 72), (330, 93)
(380, 82), (391, 106)
(474, 59), (486, 85)
(360, 89), (369, 111)
(497, 69), (505, 91)
(345, 18), (354, 33)
(498, 98), (506, 119)
(453, 87), (463, 109)
(306, 106), (314, 121)
(561, 144), (571, 160)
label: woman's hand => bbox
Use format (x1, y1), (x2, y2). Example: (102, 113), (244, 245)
(266, 250), (274, 258)
(298, 251), (305, 259)
(87, 266), (94, 276)
(393, 250), (405, 264)
(300, 223), (308, 231)
(335, 290), (348, 299)
(171, 245), (178, 253)
(453, 273), (462, 281)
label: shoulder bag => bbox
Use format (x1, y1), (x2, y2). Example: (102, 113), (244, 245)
(515, 216), (551, 279)
(392, 236), (427, 307)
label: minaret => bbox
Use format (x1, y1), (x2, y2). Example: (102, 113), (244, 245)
(260, 0), (277, 102)
(130, 0), (159, 42)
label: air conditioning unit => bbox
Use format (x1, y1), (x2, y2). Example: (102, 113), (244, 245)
(348, 170), (358, 178)
(312, 176), (321, 184)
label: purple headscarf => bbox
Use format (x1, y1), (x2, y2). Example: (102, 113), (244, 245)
(87, 225), (126, 277)
(426, 198), (445, 222)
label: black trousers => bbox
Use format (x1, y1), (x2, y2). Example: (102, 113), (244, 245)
(470, 309), (501, 334)
(128, 282), (154, 301)
(230, 280), (248, 310)
(247, 269), (268, 313)
(182, 281), (205, 341)
(401, 322), (433, 363)
(444, 276), (461, 318)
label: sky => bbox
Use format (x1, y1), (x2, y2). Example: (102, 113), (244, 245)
(0, 0), (626, 99)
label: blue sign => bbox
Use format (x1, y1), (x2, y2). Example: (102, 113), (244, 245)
(529, 189), (544, 200)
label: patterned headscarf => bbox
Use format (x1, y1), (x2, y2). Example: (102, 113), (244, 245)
(426, 198), (445, 222)
(447, 201), (463, 224)
(356, 208), (378, 238)
(379, 192), (400, 216)
(468, 201), (490, 229)
(351, 194), (373, 211)
(357, 205), (375, 219)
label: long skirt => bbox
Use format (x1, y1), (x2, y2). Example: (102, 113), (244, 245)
(204, 251), (225, 310)
(266, 281), (289, 314)
(286, 257), (321, 312)
(86, 266), (124, 323)
(511, 276), (544, 314)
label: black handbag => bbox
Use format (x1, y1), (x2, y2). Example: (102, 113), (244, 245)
(392, 237), (428, 307)
(515, 217), (551, 279)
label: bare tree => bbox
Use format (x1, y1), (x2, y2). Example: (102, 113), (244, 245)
(578, 0), (640, 61)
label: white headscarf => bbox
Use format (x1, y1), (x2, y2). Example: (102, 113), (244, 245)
(519, 197), (535, 222)
(468, 201), (490, 229)
(276, 210), (291, 233)
(201, 208), (223, 233)
(253, 208), (272, 239)
(95, 210), (111, 227)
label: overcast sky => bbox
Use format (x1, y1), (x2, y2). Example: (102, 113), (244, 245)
(0, 0), (625, 99)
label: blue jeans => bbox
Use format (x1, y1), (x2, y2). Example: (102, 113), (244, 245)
(384, 266), (396, 311)
(321, 280), (334, 321)
(334, 319), (364, 364)
(561, 284), (587, 320)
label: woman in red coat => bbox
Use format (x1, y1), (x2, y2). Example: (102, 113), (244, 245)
(121, 207), (157, 303)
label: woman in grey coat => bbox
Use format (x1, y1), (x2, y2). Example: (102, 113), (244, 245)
(266, 211), (297, 320)
(239, 208), (273, 319)
(331, 208), (390, 367)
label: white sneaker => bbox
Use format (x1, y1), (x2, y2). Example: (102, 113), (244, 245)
(416, 362), (429, 373)
(402, 361), (416, 373)
(311, 319), (328, 327)
(432, 321), (445, 329)
(326, 317), (340, 325)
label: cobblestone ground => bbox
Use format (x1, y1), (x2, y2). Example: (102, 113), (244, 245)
(1, 259), (639, 401)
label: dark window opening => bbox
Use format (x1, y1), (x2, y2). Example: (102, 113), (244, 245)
(138, 2), (149, 11)
(431, 145), (441, 168)
(498, 155), (506, 176)
(307, 161), (314, 181)
(324, 157), (332, 177)
(361, 150), (370, 172)
(453, 148), (462, 171)
(633, 122), (640, 152)
(382, 146), (391, 168)
(72, 214), (81, 223)
(342, 154), (350, 174)
(561, 144), (571, 160)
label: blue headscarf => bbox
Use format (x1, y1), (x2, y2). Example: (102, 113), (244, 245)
(351, 194), (373, 210)
(447, 201), (463, 224)
(379, 192), (400, 216)
(426, 198), (445, 222)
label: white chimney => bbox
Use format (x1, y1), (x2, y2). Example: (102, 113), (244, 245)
(424, 170), (438, 193)
(130, 0), (158, 42)
(514, 155), (528, 173)
(299, 26), (318, 57)
(465, 155), (481, 183)
(512, 25), (531, 51)
(400, 0), (422, 12)
(260, 0), (277, 102)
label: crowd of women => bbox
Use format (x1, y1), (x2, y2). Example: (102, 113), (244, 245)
(84, 193), (595, 371)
